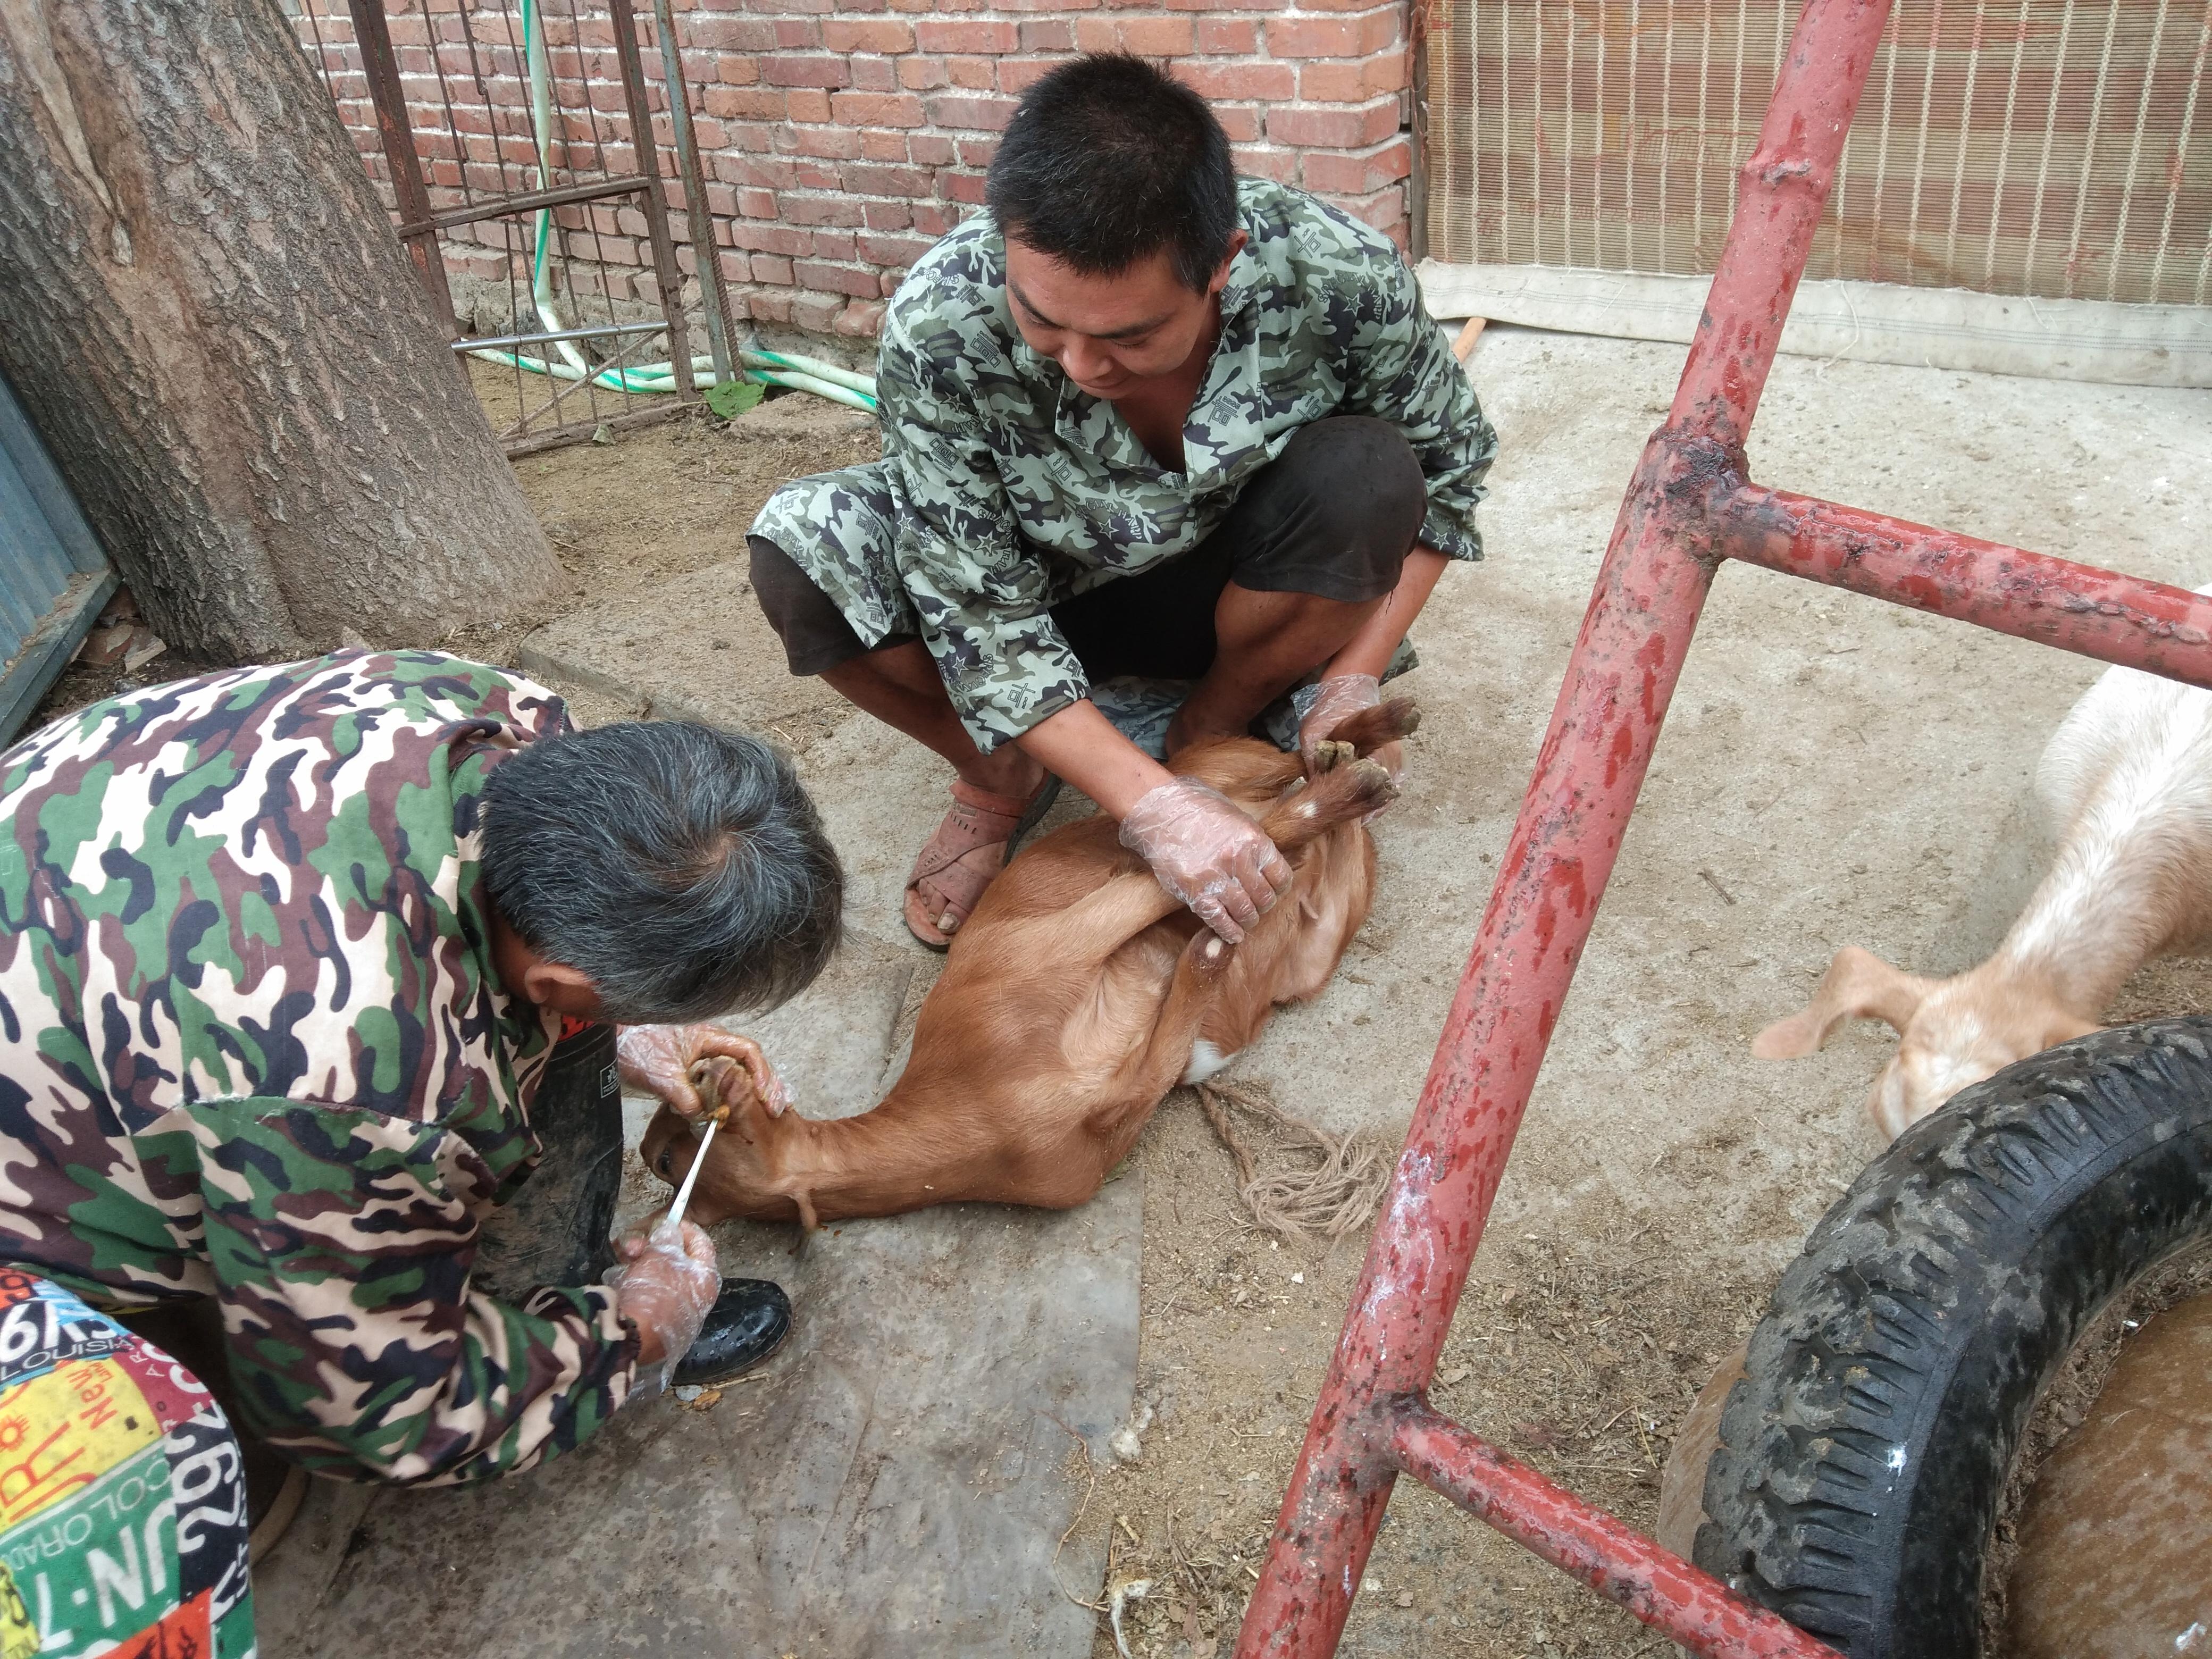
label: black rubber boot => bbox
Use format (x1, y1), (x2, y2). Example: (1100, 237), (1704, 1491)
(674, 1279), (792, 1387)
(474, 1023), (626, 1301)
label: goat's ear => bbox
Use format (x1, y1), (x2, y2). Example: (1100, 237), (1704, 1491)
(1752, 946), (1931, 1059)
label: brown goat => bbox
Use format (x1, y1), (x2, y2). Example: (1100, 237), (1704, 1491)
(638, 700), (1418, 1226)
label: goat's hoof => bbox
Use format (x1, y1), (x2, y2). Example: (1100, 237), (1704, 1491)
(1312, 739), (1355, 774)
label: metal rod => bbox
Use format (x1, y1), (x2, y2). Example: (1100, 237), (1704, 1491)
(1236, 3), (1899, 1654)
(608, 0), (701, 403)
(454, 320), (668, 353)
(395, 173), (653, 238)
(1717, 486), (2212, 685)
(347, 0), (459, 338)
(649, 0), (738, 383)
(500, 403), (686, 460)
(1386, 1403), (1845, 1658)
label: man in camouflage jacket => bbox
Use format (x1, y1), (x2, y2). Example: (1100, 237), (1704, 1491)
(0, 651), (839, 1486)
(751, 54), (1496, 949)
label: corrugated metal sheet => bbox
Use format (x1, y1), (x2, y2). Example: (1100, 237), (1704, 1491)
(1, 373), (116, 745)
(1425, 0), (2212, 306)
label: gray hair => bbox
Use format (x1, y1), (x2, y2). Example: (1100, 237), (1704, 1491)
(480, 720), (842, 1023)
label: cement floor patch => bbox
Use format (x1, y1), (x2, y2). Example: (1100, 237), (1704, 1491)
(255, 916), (1137, 1659)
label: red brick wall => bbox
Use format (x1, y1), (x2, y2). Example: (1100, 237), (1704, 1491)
(294, 1), (1411, 341)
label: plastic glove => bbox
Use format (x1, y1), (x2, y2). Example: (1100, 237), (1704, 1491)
(605, 1216), (720, 1396)
(617, 1025), (789, 1122)
(1118, 776), (1293, 944)
(1296, 673), (1381, 767)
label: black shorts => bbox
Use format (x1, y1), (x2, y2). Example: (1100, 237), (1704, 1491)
(750, 415), (1428, 680)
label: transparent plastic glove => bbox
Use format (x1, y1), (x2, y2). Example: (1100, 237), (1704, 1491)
(1118, 776), (1293, 944)
(617, 1025), (789, 1122)
(605, 1217), (720, 1396)
(1295, 673), (1382, 768)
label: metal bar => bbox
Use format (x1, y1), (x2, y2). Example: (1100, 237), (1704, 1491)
(497, 325), (672, 438)
(650, 0), (738, 380)
(1385, 1403), (1845, 1658)
(1717, 488), (2212, 685)
(1235, 4), (1897, 1655)
(453, 320), (667, 353)
(608, 0), (701, 403)
(500, 403), (684, 460)
(396, 173), (652, 238)
(347, 0), (459, 337)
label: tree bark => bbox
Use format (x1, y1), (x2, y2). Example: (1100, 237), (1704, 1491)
(0, 0), (563, 660)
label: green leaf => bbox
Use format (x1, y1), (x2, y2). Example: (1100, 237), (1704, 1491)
(703, 380), (766, 421)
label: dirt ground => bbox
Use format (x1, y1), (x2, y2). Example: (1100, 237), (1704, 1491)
(28, 331), (2212, 1659)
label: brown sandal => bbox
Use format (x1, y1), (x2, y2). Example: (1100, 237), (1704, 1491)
(902, 775), (1061, 950)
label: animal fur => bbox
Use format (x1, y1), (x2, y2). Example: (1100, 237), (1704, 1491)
(1756, 620), (2212, 1140)
(640, 700), (1418, 1225)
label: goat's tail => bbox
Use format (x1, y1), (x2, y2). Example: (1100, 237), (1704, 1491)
(1259, 755), (1397, 852)
(1315, 696), (1421, 759)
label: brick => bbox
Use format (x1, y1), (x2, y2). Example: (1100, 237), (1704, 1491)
(916, 17), (1019, 51)
(1076, 15), (1193, 53)
(781, 192), (866, 228)
(750, 288), (795, 323)
(1193, 16), (1259, 52)
(831, 90), (927, 126)
(784, 122), (865, 158)
(946, 55), (996, 90)
(859, 230), (937, 265)
(1267, 97), (1401, 148)
(792, 291), (849, 331)
(785, 87), (832, 122)
(736, 187), (777, 217)
(714, 153), (799, 190)
(793, 160), (843, 189)
(1299, 138), (1410, 195)
(1212, 104), (1261, 143)
(816, 229), (860, 259)
(911, 202), (958, 234)
(908, 133), (957, 166)
(774, 18), (823, 47)
(1019, 19), (1076, 49)
(763, 54), (850, 88)
(860, 128), (911, 160)
(750, 253), (796, 287)
(925, 93), (1016, 130)
(732, 220), (815, 256)
(834, 299), (887, 337)
(1297, 60), (1375, 103)
(1266, 11), (1400, 57)
(1231, 144), (1299, 183)
(862, 199), (914, 229)
(956, 137), (999, 167)
(717, 250), (752, 285)
(998, 56), (1071, 93)
(942, 169), (989, 204)
(702, 85), (785, 121)
(1173, 60), (1294, 101)
(822, 17), (914, 51)
(898, 55), (950, 89)
(841, 161), (935, 197)
(1333, 187), (1407, 237)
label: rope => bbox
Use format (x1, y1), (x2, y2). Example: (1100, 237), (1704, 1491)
(1191, 1080), (1393, 1240)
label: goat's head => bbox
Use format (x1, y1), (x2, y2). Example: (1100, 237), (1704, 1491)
(1752, 945), (2100, 1141)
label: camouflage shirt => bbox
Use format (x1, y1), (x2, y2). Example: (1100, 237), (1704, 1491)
(0, 652), (639, 1486)
(755, 178), (1498, 751)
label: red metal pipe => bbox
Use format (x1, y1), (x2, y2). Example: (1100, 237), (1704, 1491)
(1717, 485), (2212, 685)
(1236, 3), (1896, 1654)
(1385, 1402), (1845, 1659)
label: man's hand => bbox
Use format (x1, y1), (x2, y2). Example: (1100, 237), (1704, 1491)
(1118, 775), (1292, 944)
(617, 1025), (789, 1122)
(1297, 672), (1401, 789)
(607, 1217), (720, 1388)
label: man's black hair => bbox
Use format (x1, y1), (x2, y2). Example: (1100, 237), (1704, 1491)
(985, 53), (1237, 291)
(481, 720), (843, 1024)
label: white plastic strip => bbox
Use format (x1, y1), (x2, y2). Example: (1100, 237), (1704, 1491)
(1416, 261), (2212, 388)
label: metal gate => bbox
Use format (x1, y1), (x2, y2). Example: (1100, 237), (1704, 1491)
(1422, 0), (2212, 306)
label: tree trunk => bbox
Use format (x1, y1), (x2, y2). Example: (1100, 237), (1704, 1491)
(0, 0), (563, 660)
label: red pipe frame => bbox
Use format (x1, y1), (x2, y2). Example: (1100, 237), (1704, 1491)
(1235, 1), (2212, 1655)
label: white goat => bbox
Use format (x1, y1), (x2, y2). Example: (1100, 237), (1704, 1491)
(1756, 593), (2212, 1141)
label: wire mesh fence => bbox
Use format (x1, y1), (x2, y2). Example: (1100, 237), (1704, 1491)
(1424, 0), (2212, 305)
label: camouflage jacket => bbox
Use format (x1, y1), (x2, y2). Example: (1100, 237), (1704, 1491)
(762, 178), (1497, 751)
(0, 652), (639, 1486)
